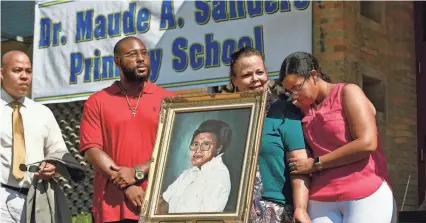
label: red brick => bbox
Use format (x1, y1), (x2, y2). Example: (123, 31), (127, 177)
(320, 18), (329, 24)
(334, 17), (344, 22)
(395, 137), (409, 144)
(395, 50), (412, 58)
(402, 118), (416, 125)
(386, 129), (395, 136)
(390, 97), (408, 104)
(333, 2), (343, 8)
(325, 38), (345, 45)
(334, 45), (346, 52)
(361, 52), (375, 61)
(317, 52), (345, 60)
(325, 22), (345, 31)
(395, 131), (414, 138)
(323, 2), (338, 9)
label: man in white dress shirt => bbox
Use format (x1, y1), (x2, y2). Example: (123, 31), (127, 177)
(1, 51), (69, 222)
(160, 119), (232, 213)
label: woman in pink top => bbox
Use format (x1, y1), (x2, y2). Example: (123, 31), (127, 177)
(279, 52), (394, 223)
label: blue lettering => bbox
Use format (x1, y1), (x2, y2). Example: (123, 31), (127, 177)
(254, 26), (264, 56)
(247, 1), (262, 17)
(205, 33), (220, 67)
(39, 18), (51, 48)
(75, 4), (155, 41)
(107, 13), (121, 37)
(172, 37), (188, 72)
(193, 0), (303, 24)
(280, 1), (291, 12)
(70, 53), (83, 84)
(137, 8), (150, 33)
(190, 43), (204, 70)
(167, 26), (264, 72)
(222, 39), (236, 65)
(212, 1), (228, 22)
(75, 10), (93, 42)
(265, 1), (279, 14)
(101, 56), (115, 80)
(238, 36), (252, 49)
(149, 49), (163, 82)
(84, 57), (93, 82)
(160, 0), (176, 30)
(93, 49), (101, 81)
(123, 3), (136, 35)
(194, 1), (210, 25)
(294, 0), (310, 10)
(94, 15), (106, 39)
(229, 0), (246, 20)
(52, 23), (61, 46)
(70, 50), (121, 84)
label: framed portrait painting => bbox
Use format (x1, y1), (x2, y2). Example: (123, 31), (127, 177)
(140, 91), (268, 223)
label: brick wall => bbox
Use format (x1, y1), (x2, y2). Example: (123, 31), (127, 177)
(313, 1), (418, 210)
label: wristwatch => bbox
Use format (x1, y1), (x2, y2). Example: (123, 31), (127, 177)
(314, 156), (323, 172)
(134, 166), (145, 181)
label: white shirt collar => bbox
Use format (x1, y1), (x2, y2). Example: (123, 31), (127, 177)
(1, 88), (28, 107)
(192, 153), (225, 172)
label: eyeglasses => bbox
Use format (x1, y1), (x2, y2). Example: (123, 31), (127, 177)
(284, 76), (308, 97)
(124, 50), (148, 59)
(189, 141), (213, 151)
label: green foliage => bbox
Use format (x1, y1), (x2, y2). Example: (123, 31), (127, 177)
(72, 212), (92, 223)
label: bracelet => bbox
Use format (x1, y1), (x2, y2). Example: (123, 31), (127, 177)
(314, 156), (323, 172)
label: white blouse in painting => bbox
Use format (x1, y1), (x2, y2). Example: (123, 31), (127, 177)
(162, 154), (231, 213)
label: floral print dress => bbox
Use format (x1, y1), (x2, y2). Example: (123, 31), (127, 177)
(249, 91), (294, 223)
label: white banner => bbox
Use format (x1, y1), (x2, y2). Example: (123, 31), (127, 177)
(32, 0), (312, 104)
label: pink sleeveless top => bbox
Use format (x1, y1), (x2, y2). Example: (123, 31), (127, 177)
(302, 83), (389, 201)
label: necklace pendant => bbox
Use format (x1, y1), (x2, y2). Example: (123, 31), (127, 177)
(132, 111), (136, 117)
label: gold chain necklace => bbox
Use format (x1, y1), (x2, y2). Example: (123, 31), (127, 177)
(117, 82), (143, 117)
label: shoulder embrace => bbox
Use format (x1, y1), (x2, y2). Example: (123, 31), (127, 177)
(268, 99), (298, 118)
(283, 101), (303, 120)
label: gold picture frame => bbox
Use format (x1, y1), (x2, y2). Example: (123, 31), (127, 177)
(139, 91), (268, 223)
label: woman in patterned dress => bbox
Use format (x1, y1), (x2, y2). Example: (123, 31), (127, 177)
(228, 47), (312, 223)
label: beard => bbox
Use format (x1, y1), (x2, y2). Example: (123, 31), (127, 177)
(120, 60), (150, 83)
